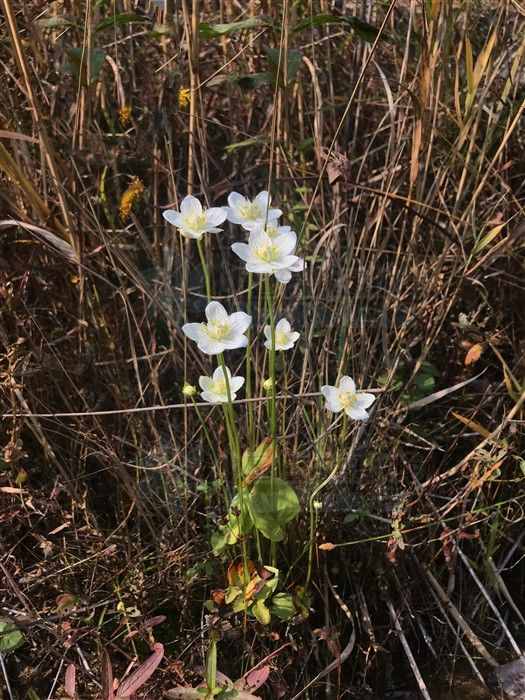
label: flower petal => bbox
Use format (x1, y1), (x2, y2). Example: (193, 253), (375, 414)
(230, 376), (245, 393)
(162, 210), (182, 226)
(321, 386), (343, 413)
(228, 192), (246, 209)
(274, 268), (291, 284)
(339, 376), (356, 394)
(288, 257), (305, 272)
(276, 318), (291, 333)
(356, 392), (376, 409)
(346, 406), (369, 421)
(254, 191), (270, 209)
(221, 336), (248, 350)
(231, 242), (250, 262)
(229, 311), (252, 335)
(247, 262), (274, 274)
(201, 390), (226, 404)
(263, 324), (272, 341)
(274, 230), (297, 255)
(205, 301), (228, 323)
(206, 207), (227, 227)
(199, 376), (212, 391)
(267, 207), (283, 221)
(213, 365), (231, 382)
(180, 194), (202, 218)
(197, 338), (224, 355)
(182, 323), (203, 343)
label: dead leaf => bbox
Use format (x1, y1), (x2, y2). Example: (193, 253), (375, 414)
(319, 542), (336, 551)
(470, 458), (504, 489)
(64, 664), (76, 698)
(465, 343), (484, 365)
(116, 643), (164, 698)
(241, 665), (270, 692)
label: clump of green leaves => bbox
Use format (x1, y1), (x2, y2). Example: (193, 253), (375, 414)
(378, 360), (439, 404)
(206, 561), (295, 625)
(212, 439), (300, 555)
(0, 618), (24, 653)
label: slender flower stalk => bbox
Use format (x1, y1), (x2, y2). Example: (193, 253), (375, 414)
(215, 353), (251, 587)
(244, 272), (255, 449)
(197, 238), (212, 300)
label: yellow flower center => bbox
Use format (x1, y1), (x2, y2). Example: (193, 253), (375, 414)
(275, 330), (288, 346)
(239, 202), (262, 220)
(212, 378), (228, 395)
(339, 391), (357, 410)
(256, 243), (280, 263)
(185, 212), (207, 230)
(265, 224), (279, 238)
(206, 321), (231, 340)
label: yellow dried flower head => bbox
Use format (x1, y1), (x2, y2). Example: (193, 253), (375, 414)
(178, 87), (191, 109)
(182, 383), (197, 397)
(119, 177), (144, 221)
(119, 105), (132, 126)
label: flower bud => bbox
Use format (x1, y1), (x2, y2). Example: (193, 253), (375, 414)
(263, 378), (274, 392)
(182, 383), (197, 397)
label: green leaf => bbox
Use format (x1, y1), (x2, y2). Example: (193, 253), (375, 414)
(248, 477), (300, 542)
(266, 47), (303, 85)
(211, 526), (229, 555)
(293, 13), (383, 43)
(95, 13), (151, 32)
(150, 23), (175, 36)
(271, 593), (296, 620)
(252, 599), (271, 625)
(64, 48), (106, 84)
(242, 438), (273, 477)
(36, 16), (78, 30)
(254, 568), (279, 602)
(199, 17), (269, 38)
(225, 136), (267, 154)
(415, 373), (435, 393)
(235, 72), (272, 90)
(225, 586), (242, 605)
(26, 691), (42, 700)
(293, 14), (344, 32)
(232, 595), (249, 613)
(344, 16), (381, 42)
(0, 618), (24, 653)
(294, 586), (312, 620)
(206, 638), (217, 692)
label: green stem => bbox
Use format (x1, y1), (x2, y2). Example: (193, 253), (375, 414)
(245, 272), (255, 449)
(217, 353), (250, 581)
(264, 275), (277, 455)
(264, 275), (278, 567)
(197, 237), (212, 301)
(305, 413), (341, 590)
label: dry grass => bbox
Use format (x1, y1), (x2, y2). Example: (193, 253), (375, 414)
(1, 0), (525, 697)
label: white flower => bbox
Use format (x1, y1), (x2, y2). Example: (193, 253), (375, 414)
(321, 376), (376, 421)
(162, 194), (226, 240)
(250, 222), (295, 239)
(199, 365), (244, 404)
(182, 301), (251, 355)
(226, 191), (282, 230)
(231, 229), (305, 284)
(264, 318), (300, 351)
